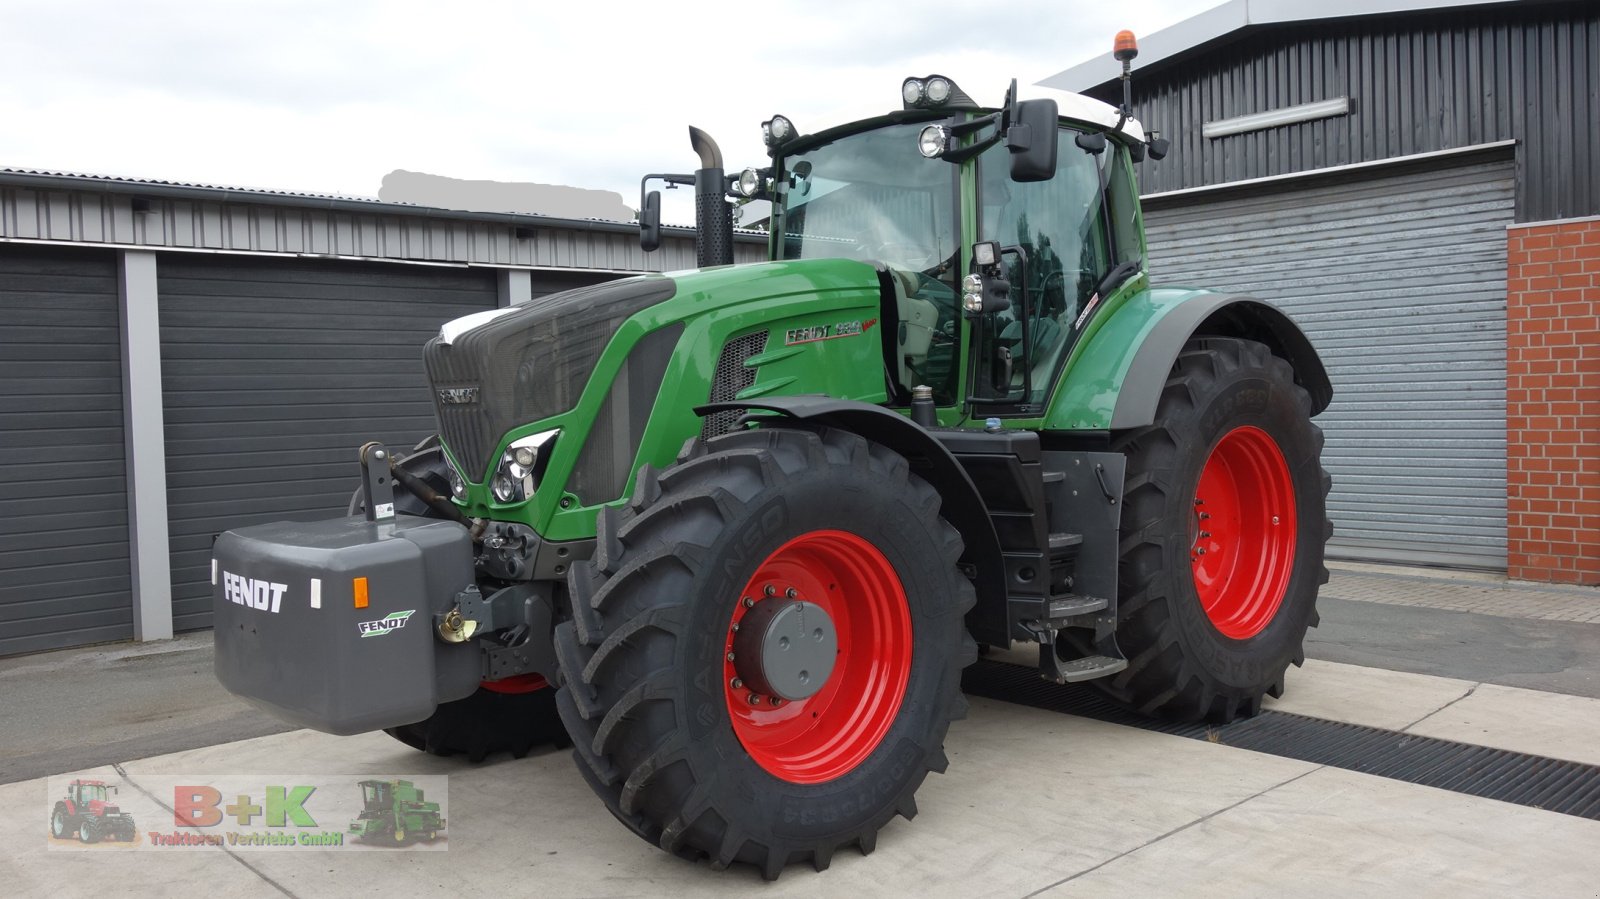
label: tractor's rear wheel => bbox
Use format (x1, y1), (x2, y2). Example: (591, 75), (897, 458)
(1101, 337), (1330, 723)
(358, 438), (569, 761)
(553, 427), (975, 880)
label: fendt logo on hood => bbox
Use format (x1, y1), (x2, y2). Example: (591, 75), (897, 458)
(436, 387), (480, 405)
(222, 571), (288, 614)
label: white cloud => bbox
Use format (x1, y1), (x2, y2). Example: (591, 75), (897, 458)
(0, 0), (1211, 224)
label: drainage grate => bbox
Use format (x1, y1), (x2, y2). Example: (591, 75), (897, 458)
(962, 659), (1600, 821)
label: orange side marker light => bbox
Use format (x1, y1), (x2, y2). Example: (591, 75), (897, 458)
(353, 577), (369, 609)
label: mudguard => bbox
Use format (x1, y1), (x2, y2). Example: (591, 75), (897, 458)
(695, 396), (1011, 646)
(1048, 288), (1333, 431)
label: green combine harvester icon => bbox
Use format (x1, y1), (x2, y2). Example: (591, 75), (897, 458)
(348, 780), (443, 845)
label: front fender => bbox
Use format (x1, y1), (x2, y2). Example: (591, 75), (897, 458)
(1047, 288), (1332, 431)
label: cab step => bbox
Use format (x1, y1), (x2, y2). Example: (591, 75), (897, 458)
(1045, 593), (1107, 619)
(1043, 654), (1129, 684)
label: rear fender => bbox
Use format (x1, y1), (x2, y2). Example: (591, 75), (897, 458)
(695, 396), (1010, 646)
(1048, 289), (1332, 430)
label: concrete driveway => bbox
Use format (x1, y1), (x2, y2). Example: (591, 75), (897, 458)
(6, 656), (1599, 898)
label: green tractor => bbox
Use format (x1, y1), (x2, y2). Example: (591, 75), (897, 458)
(349, 780), (444, 844)
(213, 34), (1330, 879)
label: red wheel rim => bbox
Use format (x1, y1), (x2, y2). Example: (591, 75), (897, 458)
(724, 530), (912, 784)
(1190, 425), (1297, 639)
(480, 673), (548, 694)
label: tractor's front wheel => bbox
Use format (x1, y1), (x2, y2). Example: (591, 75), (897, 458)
(554, 427), (975, 879)
(1103, 337), (1331, 723)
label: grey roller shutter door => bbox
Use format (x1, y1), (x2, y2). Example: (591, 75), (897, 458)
(0, 245), (131, 654)
(159, 257), (497, 631)
(1144, 157), (1514, 568)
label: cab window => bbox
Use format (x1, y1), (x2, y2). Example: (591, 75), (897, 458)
(975, 129), (1114, 408)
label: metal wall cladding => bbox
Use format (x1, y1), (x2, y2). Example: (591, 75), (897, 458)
(1144, 156), (1514, 568)
(1095, 1), (1598, 223)
(157, 256), (502, 631)
(0, 244), (132, 653)
(0, 185), (767, 271)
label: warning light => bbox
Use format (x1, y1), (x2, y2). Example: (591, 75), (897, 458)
(1114, 30), (1139, 62)
(353, 577), (369, 609)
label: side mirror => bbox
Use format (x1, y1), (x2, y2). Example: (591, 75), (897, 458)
(1008, 98), (1059, 182)
(639, 190), (662, 252)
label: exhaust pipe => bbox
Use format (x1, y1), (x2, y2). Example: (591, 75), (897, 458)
(688, 126), (734, 268)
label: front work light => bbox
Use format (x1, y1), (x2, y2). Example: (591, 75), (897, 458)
(917, 125), (949, 158)
(736, 167), (763, 197)
(902, 74), (971, 110)
(763, 115), (795, 147)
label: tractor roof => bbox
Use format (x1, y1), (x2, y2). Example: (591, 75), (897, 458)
(70, 779), (107, 786)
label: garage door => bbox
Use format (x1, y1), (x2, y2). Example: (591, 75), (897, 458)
(0, 245), (132, 654)
(1144, 156), (1514, 568)
(159, 257), (498, 631)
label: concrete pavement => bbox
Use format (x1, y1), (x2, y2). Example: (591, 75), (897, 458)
(3, 562), (1598, 895)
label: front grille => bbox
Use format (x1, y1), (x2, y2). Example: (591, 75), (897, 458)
(701, 331), (769, 439)
(424, 277), (676, 479)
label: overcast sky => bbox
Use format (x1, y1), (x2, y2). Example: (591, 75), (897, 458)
(1, 0), (1212, 224)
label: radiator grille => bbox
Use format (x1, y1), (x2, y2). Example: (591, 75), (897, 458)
(423, 277), (676, 479)
(701, 331), (769, 439)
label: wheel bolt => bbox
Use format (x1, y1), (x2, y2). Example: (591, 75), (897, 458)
(768, 696), (783, 707)
(730, 677), (743, 690)
(1199, 512), (1211, 520)
(727, 651), (736, 662)
(748, 693), (762, 705)
(1194, 498), (1204, 506)
(742, 597), (754, 608)
(1196, 547), (1207, 555)
(1199, 531), (1211, 538)
(784, 587), (798, 599)
(1272, 516), (1280, 525)
(763, 584), (776, 597)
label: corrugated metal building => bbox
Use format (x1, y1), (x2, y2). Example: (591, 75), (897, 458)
(0, 169), (764, 654)
(1042, 0), (1599, 580)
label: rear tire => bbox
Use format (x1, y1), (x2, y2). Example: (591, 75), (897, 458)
(50, 805), (75, 840)
(554, 427), (975, 879)
(361, 438), (570, 761)
(1101, 337), (1331, 723)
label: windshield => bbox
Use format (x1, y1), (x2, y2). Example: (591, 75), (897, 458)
(776, 122), (957, 274)
(775, 122), (962, 403)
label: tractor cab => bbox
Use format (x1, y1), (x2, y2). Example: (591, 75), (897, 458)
(69, 779), (112, 808)
(356, 780), (392, 814)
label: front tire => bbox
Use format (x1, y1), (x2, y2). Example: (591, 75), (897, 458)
(1103, 337), (1331, 723)
(554, 427), (976, 879)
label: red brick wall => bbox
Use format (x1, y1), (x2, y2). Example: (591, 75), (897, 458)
(1506, 218), (1600, 585)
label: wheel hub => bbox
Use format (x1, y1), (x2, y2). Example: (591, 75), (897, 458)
(732, 598), (837, 701)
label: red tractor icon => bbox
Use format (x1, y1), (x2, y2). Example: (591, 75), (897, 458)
(51, 779), (136, 843)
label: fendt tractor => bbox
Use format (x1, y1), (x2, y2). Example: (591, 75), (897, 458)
(214, 34), (1332, 879)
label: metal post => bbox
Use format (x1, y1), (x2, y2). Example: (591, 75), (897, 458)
(496, 268), (532, 308)
(118, 250), (174, 641)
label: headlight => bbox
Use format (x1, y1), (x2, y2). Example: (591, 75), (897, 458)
(902, 79), (924, 105)
(449, 465), (467, 500)
(918, 124), (948, 159)
(925, 77), (952, 104)
(492, 429), (559, 504)
(736, 167), (762, 198)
